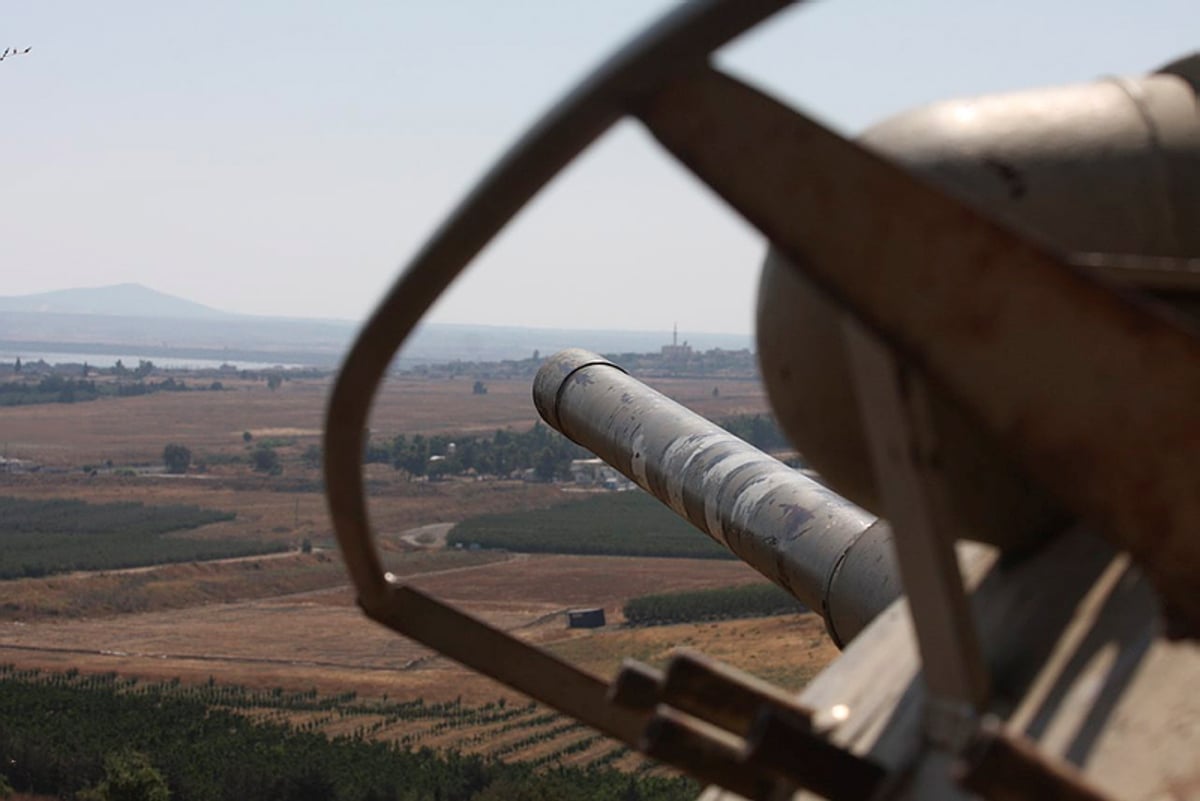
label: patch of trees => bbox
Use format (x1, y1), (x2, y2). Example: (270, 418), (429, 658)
(112, 359), (156, 379)
(372, 416), (791, 483)
(589, 348), (758, 378)
(0, 496), (278, 579)
(302, 444), (322, 468)
(0, 668), (697, 801)
(162, 443), (192, 474)
(0, 375), (100, 405)
(112, 377), (197, 397)
(251, 445), (282, 475)
(448, 491), (731, 559)
(78, 749), (170, 801)
(0, 374), (224, 406)
(383, 422), (588, 481)
(623, 583), (807, 626)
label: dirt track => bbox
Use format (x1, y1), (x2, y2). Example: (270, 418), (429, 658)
(399, 522), (454, 549)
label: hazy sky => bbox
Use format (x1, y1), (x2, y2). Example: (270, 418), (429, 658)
(4, 1), (1194, 334)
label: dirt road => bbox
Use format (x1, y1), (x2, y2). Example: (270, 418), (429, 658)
(398, 523), (454, 549)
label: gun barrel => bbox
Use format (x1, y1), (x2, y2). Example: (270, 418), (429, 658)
(534, 349), (901, 645)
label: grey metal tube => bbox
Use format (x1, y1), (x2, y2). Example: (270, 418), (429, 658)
(534, 349), (901, 645)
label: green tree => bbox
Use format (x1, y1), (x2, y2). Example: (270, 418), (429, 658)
(242, 430), (253, 443)
(362, 440), (390, 464)
(302, 444), (322, 468)
(251, 445), (280, 474)
(472, 380), (488, 395)
(80, 750), (170, 801)
(161, 443), (191, 474)
(266, 373), (283, 391)
(535, 447), (558, 482)
(395, 434), (428, 477)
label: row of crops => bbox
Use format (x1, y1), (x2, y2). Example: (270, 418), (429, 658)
(448, 490), (731, 559)
(0, 666), (660, 785)
(0, 495), (280, 579)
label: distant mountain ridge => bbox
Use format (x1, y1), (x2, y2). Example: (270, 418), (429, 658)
(0, 283), (236, 320)
(0, 284), (753, 367)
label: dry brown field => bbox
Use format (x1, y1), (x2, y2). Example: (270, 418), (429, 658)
(0, 470), (570, 562)
(0, 549), (835, 766)
(0, 369), (838, 769)
(0, 551), (825, 694)
(1, 374), (766, 468)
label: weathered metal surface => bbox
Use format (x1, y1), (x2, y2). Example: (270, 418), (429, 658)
(659, 649), (814, 737)
(635, 66), (1200, 631)
(1071, 254), (1200, 293)
(640, 707), (779, 800)
(780, 528), (1200, 801)
(844, 322), (990, 724)
(610, 659), (663, 712)
(534, 348), (901, 645)
(858, 74), (1200, 259)
(757, 71), (1200, 552)
(956, 720), (1117, 801)
(611, 651), (815, 740)
(744, 707), (886, 801)
(756, 249), (1069, 551)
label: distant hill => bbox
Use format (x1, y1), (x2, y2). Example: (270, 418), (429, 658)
(0, 283), (235, 320)
(0, 284), (753, 368)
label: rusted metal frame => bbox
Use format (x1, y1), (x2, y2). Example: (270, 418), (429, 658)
(609, 651), (886, 801)
(640, 707), (782, 800)
(745, 707), (887, 801)
(659, 649), (816, 737)
(1069, 252), (1200, 292)
(610, 650), (815, 737)
(955, 719), (1118, 801)
(608, 661), (780, 798)
(633, 67), (1200, 630)
(609, 659), (663, 712)
(843, 321), (990, 743)
(323, 0), (796, 754)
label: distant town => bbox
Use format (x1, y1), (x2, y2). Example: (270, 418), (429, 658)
(1, 326), (759, 394)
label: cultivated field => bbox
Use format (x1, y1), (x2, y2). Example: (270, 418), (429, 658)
(0, 550), (834, 768)
(0, 374), (766, 467)
(0, 551), (829, 693)
(0, 368), (840, 772)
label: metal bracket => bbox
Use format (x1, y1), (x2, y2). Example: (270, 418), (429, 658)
(843, 320), (990, 747)
(612, 649), (888, 801)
